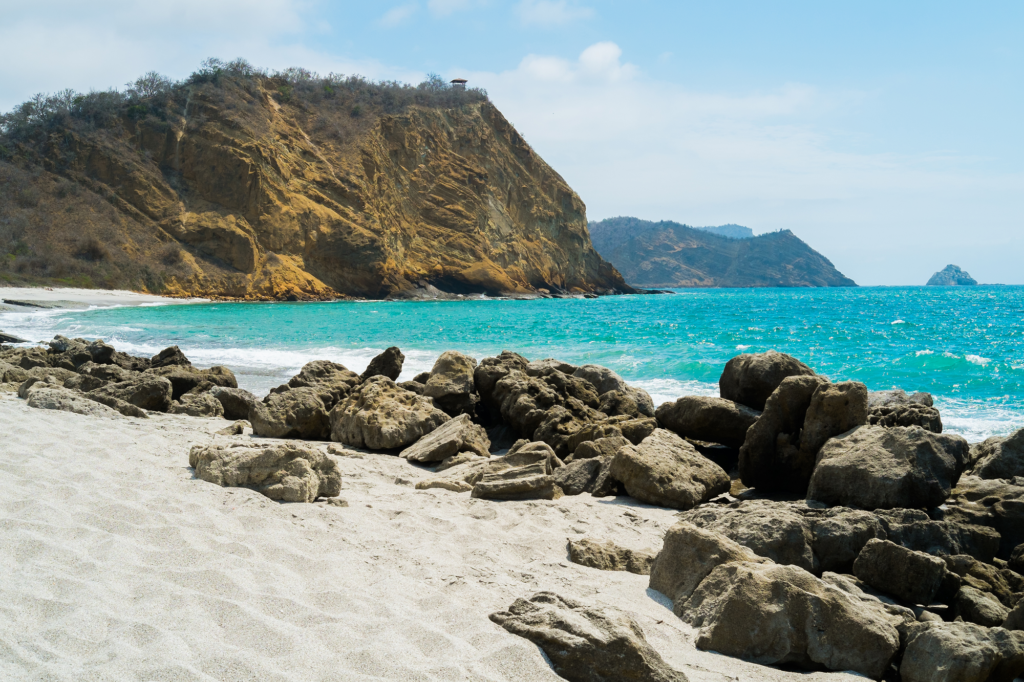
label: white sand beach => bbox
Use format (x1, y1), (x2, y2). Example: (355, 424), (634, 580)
(0, 286), (207, 309)
(0, 393), (866, 681)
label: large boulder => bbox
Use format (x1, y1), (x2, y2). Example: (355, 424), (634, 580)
(900, 621), (1024, 682)
(209, 386), (259, 421)
(279, 360), (360, 411)
(649, 522), (768, 612)
(954, 586), (1010, 627)
(610, 429), (730, 509)
(88, 375), (173, 412)
(680, 561), (900, 679)
(869, 403), (943, 432)
(944, 554), (1024, 609)
(399, 413), (490, 463)
(150, 345), (191, 369)
(250, 387), (330, 440)
(737, 374), (828, 492)
(573, 364), (654, 417)
(568, 538), (656, 575)
(146, 364), (237, 400)
(360, 346), (404, 382)
(853, 538), (947, 605)
(189, 442), (341, 503)
(330, 376), (449, 450)
(470, 460), (561, 501)
(553, 456), (621, 497)
(24, 384), (122, 418)
(719, 351), (816, 411)
(489, 592), (687, 682)
(169, 392), (225, 418)
(415, 440), (559, 493)
(971, 428), (1024, 480)
(945, 476), (1024, 559)
(655, 396), (759, 448)
(423, 351), (479, 417)
(808, 425), (970, 510)
(798, 380), (868, 454)
(525, 358), (577, 377)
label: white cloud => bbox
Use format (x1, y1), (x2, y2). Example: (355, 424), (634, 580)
(515, 41), (636, 83)
(516, 0), (593, 27)
(380, 3), (419, 27)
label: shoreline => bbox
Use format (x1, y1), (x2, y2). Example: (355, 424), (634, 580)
(0, 286), (209, 311)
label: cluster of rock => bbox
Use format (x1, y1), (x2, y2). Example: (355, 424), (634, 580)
(9, 334), (1024, 680)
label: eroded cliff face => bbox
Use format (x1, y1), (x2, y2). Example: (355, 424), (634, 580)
(8, 79), (627, 299)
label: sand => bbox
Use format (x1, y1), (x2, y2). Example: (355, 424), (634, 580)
(0, 394), (866, 681)
(0, 286), (205, 310)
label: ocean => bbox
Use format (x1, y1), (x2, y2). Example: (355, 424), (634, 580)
(2, 286), (1021, 442)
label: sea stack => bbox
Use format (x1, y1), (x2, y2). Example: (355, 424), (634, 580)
(927, 264), (977, 286)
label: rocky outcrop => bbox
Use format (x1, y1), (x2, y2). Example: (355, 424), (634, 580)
(489, 592), (687, 682)
(589, 217), (857, 288)
(1, 66), (629, 299)
(330, 376), (449, 450)
(189, 441), (341, 503)
(567, 538), (656, 575)
(808, 425), (970, 510)
(610, 429), (729, 509)
(927, 264), (978, 286)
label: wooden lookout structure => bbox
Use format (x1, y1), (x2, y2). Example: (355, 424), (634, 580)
(450, 78), (467, 90)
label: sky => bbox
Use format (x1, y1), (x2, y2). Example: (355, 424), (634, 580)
(1, 0), (1022, 285)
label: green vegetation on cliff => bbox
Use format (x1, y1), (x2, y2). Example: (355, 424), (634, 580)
(0, 59), (628, 299)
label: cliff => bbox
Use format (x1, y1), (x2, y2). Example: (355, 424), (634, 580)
(589, 217), (856, 288)
(927, 264), (977, 286)
(0, 63), (629, 299)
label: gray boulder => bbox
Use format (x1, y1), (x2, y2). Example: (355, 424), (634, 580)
(573, 364), (629, 395)
(424, 350), (478, 417)
(210, 386), (259, 421)
(489, 592), (687, 682)
(945, 476), (1024, 559)
(568, 538), (656, 575)
(331, 376), (449, 450)
(360, 346), (404, 381)
(280, 360), (360, 410)
(808, 425), (970, 510)
(681, 561), (900, 679)
(610, 429), (730, 509)
(88, 375), (173, 412)
(719, 350), (816, 411)
(649, 522), (768, 612)
(853, 538), (947, 605)
(170, 392), (225, 418)
(250, 387), (330, 440)
(900, 621), (1024, 682)
(189, 441), (341, 503)
(798, 380), (868, 454)
(955, 586), (1010, 627)
(399, 413), (490, 463)
(24, 384), (122, 419)
(971, 428), (1024, 480)
(655, 396), (760, 448)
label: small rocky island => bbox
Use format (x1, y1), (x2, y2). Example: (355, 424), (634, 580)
(927, 264), (978, 286)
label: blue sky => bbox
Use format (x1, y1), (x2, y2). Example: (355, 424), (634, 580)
(2, 1), (1022, 285)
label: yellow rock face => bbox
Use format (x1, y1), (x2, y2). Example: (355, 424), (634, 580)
(36, 81), (628, 300)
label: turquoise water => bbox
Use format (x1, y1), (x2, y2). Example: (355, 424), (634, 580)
(3, 286), (1022, 441)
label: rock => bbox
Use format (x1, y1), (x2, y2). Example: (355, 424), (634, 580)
(655, 396), (760, 448)
(0, 331), (26, 343)
(853, 538), (947, 604)
(971, 428), (1024, 480)
(649, 522), (769, 611)
(553, 456), (621, 497)
(470, 460), (561, 500)
(0, 360), (28, 383)
(25, 384), (123, 418)
(110, 351), (151, 372)
(1011, 544), (1024, 574)
(943, 554), (1024, 609)
(798, 380), (868, 454)
(869, 403), (943, 432)
(955, 586), (1011, 627)
(681, 561), (900, 679)
(150, 345), (191, 368)
(169, 392), (225, 418)
(412, 371), (431, 384)
(189, 442), (341, 503)
(250, 387), (330, 440)
(435, 451), (487, 472)
(945, 476), (1024, 559)
(82, 392), (149, 418)
(397, 380), (424, 394)
(926, 264), (978, 286)
(281, 360), (360, 410)
(1004, 600), (1024, 630)
(868, 388), (934, 409)
(525, 358), (577, 376)
(77, 361), (135, 383)
(900, 621), (1024, 682)
(808, 425), (969, 510)
(86, 340), (115, 365)
(737, 374), (828, 493)
(330, 376), (449, 450)
(568, 435), (630, 462)
(719, 350), (816, 411)
(18, 375), (59, 399)
(610, 429), (730, 509)
(360, 346), (404, 381)
(806, 507), (887, 574)
(88, 375), (173, 412)
(146, 365), (237, 400)
(597, 389), (639, 418)
(568, 538), (656, 575)
(399, 413), (490, 463)
(678, 500), (817, 572)
(423, 350), (478, 416)
(820, 572), (918, 626)
(489, 592), (687, 682)
(572, 364), (629, 396)
(416, 440), (558, 493)
(62, 373), (108, 392)
(209, 386), (259, 421)
(216, 420), (250, 436)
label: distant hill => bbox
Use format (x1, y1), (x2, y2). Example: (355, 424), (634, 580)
(588, 217), (856, 288)
(695, 224), (754, 239)
(927, 265), (977, 286)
